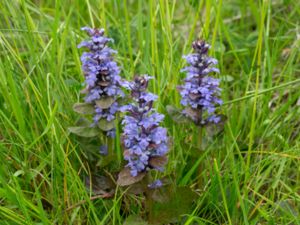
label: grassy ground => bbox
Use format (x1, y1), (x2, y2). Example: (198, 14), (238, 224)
(0, 0), (300, 224)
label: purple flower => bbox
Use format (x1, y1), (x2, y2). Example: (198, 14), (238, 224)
(106, 129), (116, 138)
(178, 40), (222, 125)
(78, 27), (126, 135)
(148, 179), (163, 189)
(122, 75), (169, 177)
(99, 145), (108, 155)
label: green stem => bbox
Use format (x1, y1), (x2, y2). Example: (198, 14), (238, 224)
(107, 136), (114, 158)
(197, 126), (203, 149)
(197, 126), (203, 188)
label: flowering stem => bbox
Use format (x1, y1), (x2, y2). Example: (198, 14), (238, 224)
(145, 173), (153, 222)
(197, 126), (202, 150)
(121, 75), (169, 177)
(197, 126), (203, 189)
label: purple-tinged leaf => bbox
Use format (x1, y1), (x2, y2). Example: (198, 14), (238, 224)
(117, 168), (146, 186)
(149, 156), (168, 169)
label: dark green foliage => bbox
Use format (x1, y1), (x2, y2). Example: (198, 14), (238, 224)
(149, 186), (197, 224)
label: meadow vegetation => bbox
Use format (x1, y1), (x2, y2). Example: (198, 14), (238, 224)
(0, 0), (300, 224)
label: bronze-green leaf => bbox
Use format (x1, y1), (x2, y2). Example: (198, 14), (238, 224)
(150, 184), (174, 203)
(73, 103), (95, 114)
(149, 186), (197, 224)
(149, 156), (168, 168)
(97, 119), (115, 131)
(95, 97), (115, 109)
(117, 168), (146, 186)
(68, 126), (100, 137)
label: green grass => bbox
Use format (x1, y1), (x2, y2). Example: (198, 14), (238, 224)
(0, 0), (300, 224)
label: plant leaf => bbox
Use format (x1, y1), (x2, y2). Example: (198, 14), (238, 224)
(127, 181), (148, 195)
(96, 153), (117, 168)
(149, 186), (196, 224)
(221, 75), (234, 82)
(149, 156), (168, 169)
(183, 107), (199, 122)
(85, 175), (115, 195)
(75, 117), (91, 127)
(73, 103), (95, 114)
(117, 168), (146, 186)
(150, 184), (174, 203)
(123, 215), (148, 225)
(95, 97), (115, 109)
(97, 119), (115, 131)
(68, 126), (100, 137)
(166, 105), (190, 124)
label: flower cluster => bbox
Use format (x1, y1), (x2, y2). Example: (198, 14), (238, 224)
(178, 40), (222, 125)
(78, 27), (125, 136)
(121, 76), (168, 176)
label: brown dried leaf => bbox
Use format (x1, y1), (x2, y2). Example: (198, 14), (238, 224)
(117, 168), (146, 186)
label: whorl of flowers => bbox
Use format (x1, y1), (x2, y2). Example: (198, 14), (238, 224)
(178, 40), (222, 125)
(78, 27), (125, 136)
(121, 75), (168, 177)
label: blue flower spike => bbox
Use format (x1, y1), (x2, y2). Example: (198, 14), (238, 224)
(178, 40), (222, 125)
(121, 75), (169, 177)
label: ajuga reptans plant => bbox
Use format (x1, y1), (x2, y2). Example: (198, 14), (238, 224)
(70, 28), (208, 223)
(78, 27), (125, 135)
(73, 27), (126, 139)
(178, 40), (222, 125)
(121, 75), (169, 177)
